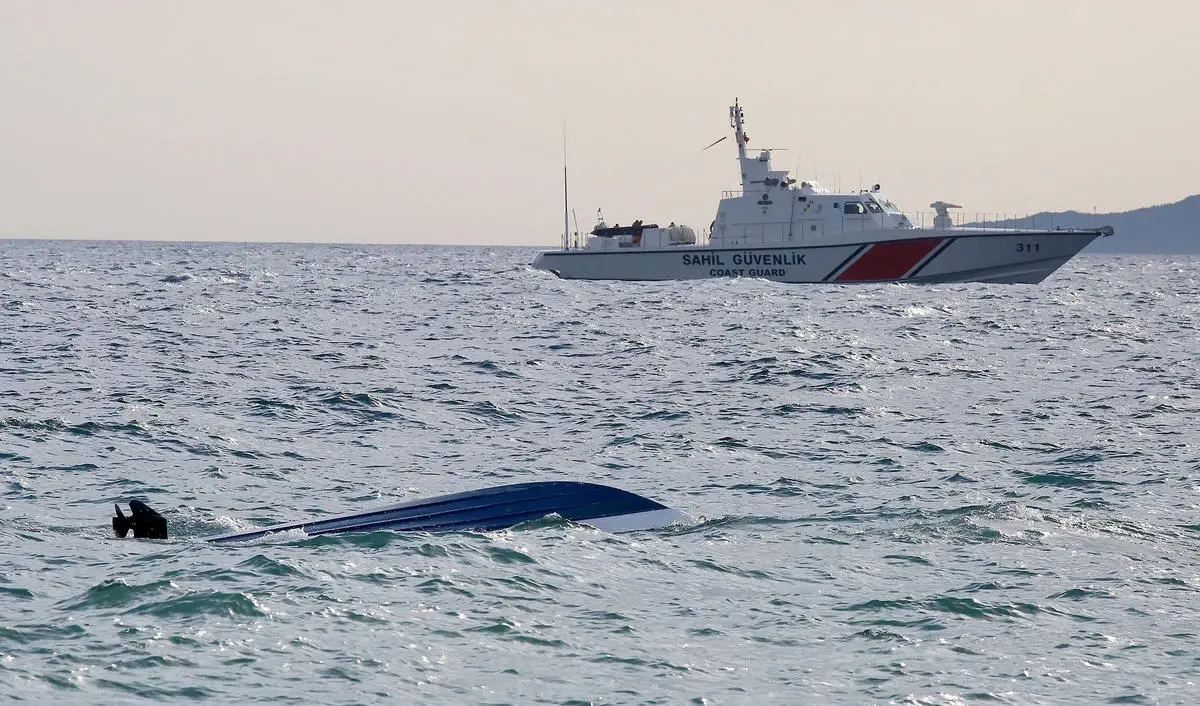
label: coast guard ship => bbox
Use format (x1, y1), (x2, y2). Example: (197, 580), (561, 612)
(532, 101), (1112, 284)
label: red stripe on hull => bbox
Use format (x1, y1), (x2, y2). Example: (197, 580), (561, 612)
(835, 238), (945, 282)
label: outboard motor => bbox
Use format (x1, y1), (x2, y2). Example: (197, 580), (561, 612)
(113, 500), (168, 539)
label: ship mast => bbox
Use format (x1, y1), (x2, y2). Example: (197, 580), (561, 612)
(730, 99), (751, 190)
(562, 122), (570, 251)
(731, 99), (747, 160)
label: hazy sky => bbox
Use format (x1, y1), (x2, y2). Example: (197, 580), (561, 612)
(2, 1), (1196, 246)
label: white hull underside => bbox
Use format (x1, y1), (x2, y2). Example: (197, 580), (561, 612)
(532, 229), (1104, 285)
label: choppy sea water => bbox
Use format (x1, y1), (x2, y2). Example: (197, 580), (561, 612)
(2, 239), (1199, 705)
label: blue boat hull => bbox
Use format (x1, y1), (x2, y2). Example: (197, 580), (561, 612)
(205, 481), (688, 544)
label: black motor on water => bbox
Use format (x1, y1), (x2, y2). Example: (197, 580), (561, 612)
(113, 500), (168, 539)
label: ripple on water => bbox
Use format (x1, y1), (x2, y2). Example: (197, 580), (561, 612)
(2, 244), (1198, 704)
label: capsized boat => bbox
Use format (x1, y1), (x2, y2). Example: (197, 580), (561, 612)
(111, 482), (691, 543)
(532, 101), (1113, 284)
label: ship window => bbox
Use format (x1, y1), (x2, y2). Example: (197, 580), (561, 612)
(843, 201), (866, 215)
(833, 202), (839, 208)
(810, 225), (817, 231)
(866, 201), (883, 213)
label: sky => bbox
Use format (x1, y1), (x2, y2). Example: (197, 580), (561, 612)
(1, 0), (1197, 246)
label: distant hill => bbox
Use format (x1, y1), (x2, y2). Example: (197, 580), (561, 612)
(964, 194), (1200, 254)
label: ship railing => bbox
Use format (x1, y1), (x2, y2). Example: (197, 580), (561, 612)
(556, 210), (1106, 250)
(901, 211), (1106, 231)
(559, 228), (716, 250)
(721, 190), (743, 199)
(695, 228), (812, 247)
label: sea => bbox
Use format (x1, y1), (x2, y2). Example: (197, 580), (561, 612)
(2, 239), (1198, 705)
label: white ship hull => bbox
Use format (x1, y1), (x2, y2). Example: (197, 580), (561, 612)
(533, 228), (1105, 285)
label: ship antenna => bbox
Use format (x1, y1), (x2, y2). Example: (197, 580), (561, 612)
(562, 121), (570, 251)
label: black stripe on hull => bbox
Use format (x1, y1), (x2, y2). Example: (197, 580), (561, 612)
(905, 238), (956, 279)
(822, 245), (869, 282)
